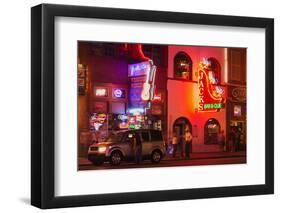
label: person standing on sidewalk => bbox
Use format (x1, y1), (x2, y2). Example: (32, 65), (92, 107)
(135, 133), (142, 164)
(234, 128), (241, 152)
(217, 130), (225, 152)
(184, 129), (192, 159)
(229, 127), (236, 152)
(172, 132), (178, 158)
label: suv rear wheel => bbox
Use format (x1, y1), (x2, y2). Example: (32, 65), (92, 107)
(151, 150), (162, 163)
(110, 151), (122, 166)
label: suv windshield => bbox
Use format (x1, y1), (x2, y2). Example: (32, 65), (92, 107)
(105, 132), (124, 142)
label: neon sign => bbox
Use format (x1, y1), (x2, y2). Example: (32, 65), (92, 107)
(128, 61), (151, 77)
(153, 93), (162, 102)
(113, 88), (125, 98)
(141, 61), (156, 101)
(95, 88), (107, 97)
(198, 59), (224, 112)
(89, 113), (107, 131)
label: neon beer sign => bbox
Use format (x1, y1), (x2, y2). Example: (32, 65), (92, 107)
(198, 59), (224, 112)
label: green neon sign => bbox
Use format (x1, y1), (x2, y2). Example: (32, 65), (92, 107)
(204, 103), (222, 109)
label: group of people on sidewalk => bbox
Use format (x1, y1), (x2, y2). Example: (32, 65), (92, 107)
(171, 129), (192, 159)
(170, 126), (242, 159)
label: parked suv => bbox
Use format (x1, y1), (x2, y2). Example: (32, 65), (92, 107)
(88, 129), (165, 166)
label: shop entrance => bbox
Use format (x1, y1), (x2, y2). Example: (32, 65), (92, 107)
(173, 117), (192, 142)
(204, 118), (221, 144)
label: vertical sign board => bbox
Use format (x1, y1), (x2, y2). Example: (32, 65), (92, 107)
(197, 60), (224, 112)
(128, 61), (150, 108)
(128, 61), (156, 109)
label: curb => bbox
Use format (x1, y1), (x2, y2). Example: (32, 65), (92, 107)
(79, 153), (246, 166)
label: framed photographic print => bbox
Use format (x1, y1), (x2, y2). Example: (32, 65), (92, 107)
(31, 3), (274, 209)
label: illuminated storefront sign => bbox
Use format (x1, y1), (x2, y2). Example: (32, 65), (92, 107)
(129, 60), (157, 108)
(118, 114), (128, 121)
(95, 88), (108, 97)
(141, 61), (156, 101)
(93, 101), (107, 113)
(89, 113), (107, 131)
(113, 88), (126, 98)
(128, 116), (136, 124)
(153, 93), (162, 102)
(151, 104), (162, 115)
(128, 116), (136, 129)
(119, 122), (129, 129)
(128, 61), (151, 77)
(198, 59), (224, 112)
(234, 105), (242, 117)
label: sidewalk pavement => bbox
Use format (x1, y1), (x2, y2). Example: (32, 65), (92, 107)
(79, 151), (246, 166)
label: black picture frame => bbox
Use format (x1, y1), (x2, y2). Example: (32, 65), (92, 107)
(31, 3), (274, 209)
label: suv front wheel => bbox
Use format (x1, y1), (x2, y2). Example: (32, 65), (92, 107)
(151, 150), (162, 163)
(110, 151), (122, 166)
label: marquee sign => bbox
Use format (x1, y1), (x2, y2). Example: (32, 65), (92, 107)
(198, 59), (224, 112)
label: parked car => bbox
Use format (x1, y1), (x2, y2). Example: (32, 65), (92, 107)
(88, 129), (165, 166)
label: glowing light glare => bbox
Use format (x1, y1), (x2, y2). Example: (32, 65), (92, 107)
(98, 146), (107, 153)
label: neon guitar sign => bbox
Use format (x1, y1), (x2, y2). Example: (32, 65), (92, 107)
(141, 60), (156, 101)
(198, 59), (224, 112)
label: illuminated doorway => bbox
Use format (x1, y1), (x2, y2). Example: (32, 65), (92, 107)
(173, 117), (192, 142)
(204, 118), (221, 144)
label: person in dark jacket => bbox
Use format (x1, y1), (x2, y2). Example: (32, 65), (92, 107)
(184, 130), (192, 159)
(229, 127), (236, 152)
(133, 133), (142, 164)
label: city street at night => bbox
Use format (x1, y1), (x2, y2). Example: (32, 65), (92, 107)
(79, 151), (246, 170)
(77, 42), (247, 171)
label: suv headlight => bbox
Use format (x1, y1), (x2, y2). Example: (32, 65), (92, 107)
(98, 146), (107, 153)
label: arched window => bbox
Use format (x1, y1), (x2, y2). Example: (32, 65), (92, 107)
(204, 118), (220, 144)
(207, 57), (221, 84)
(174, 52), (192, 80)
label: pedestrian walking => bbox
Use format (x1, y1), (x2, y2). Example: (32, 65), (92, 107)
(229, 127), (236, 152)
(180, 135), (185, 158)
(133, 133), (142, 164)
(217, 130), (225, 152)
(184, 129), (192, 159)
(172, 132), (178, 158)
(234, 128), (241, 152)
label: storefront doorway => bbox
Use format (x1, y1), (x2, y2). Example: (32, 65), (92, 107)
(173, 117), (192, 141)
(204, 118), (221, 144)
